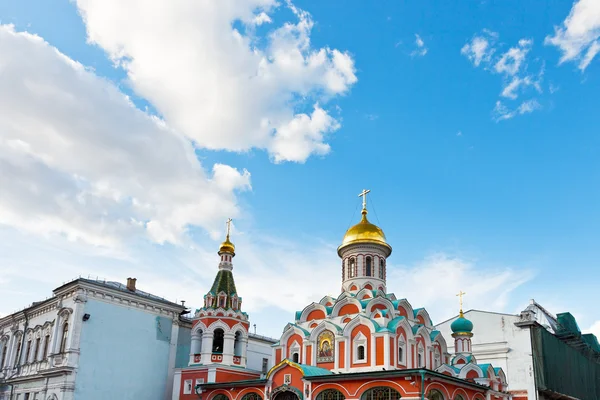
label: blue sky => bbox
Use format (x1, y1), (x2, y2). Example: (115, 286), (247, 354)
(1, 0), (599, 339)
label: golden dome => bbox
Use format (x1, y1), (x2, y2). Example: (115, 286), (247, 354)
(218, 235), (235, 254)
(338, 209), (392, 256)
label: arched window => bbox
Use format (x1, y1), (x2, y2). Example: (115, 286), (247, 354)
(417, 342), (424, 368)
(292, 352), (299, 363)
(454, 396), (465, 400)
(42, 334), (50, 359)
(14, 340), (22, 365)
(379, 259), (384, 278)
(365, 257), (372, 276)
(427, 389), (444, 400)
(34, 337), (40, 362)
(361, 387), (402, 400)
(434, 347), (441, 368)
(212, 329), (224, 353)
(1, 342), (7, 368)
(25, 339), (32, 363)
(60, 323), (69, 353)
(213, 395), (229, 400)
(241, 393), (262, 400)
(316, 389), (346, 400)
(398, 336), (406, 365)
(234, 331), (243, 357)
(357, 345), (365, 361)
(349, 258), (356, 278)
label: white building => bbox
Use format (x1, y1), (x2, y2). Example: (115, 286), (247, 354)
(0, 277), (188, 400)
(436, 300), (600, 400)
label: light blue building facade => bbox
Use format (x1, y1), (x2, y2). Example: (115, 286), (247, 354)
(0, 278), (190, 400)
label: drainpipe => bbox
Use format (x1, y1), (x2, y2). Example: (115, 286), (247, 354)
(420, 369), (426, 400)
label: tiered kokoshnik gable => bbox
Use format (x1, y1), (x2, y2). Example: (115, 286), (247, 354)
(190, 219), (250, 368)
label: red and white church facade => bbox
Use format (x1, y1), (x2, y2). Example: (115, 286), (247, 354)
(175, 192), (511, 400)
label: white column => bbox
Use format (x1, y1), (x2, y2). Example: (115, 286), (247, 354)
(190, 334), (202, 365)
(222, 332), (235, 365)
(383, 333), (390, 368)
(240, 337), (248, 367)
(334, 338), (340, 371)
(201, 331), (213, 364)
(345, 338), (350, 372)
(370, 334), (376, 367)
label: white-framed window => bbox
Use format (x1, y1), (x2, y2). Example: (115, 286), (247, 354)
(433, 347), (441, 368)
(398, 335), (406, 365)
(417, 342), (424, 368)
(348, 258), (356, 278)
(195, 378), (204, 393)
(289, 340), (300, 363)
(353, 332), (367, 364)
(284, 374), (292, 385)
(184, 379), (193, 394)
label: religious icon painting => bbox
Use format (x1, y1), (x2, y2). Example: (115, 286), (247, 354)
(316, 330), (334, 363)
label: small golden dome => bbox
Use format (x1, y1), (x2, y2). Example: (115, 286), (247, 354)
(219, 235), (235, 254)
(338, 209), (392, 256)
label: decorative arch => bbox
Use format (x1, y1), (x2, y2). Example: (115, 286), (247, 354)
(435, 364), (458, 377)
(192, 321), (208, 336)
(395, 299), (414, 319)
(450, 388), (468, 400)
(458, 363), (483, 380)
(309, 321), (341, 342)
(342, 315), (376, 337)
(425, 385), (449, 400)
(355, 288), (373, 300)
(206, 319), (231, 334)
(331, 297), (362, 318)
(360, 386), (402, 400)
(240, 393), (262, 400)
(212, 394), (229, 400)
(299, 303), (328, 322)
(365, 297), (395, 317)
(413, 308), (433, 327)
(315, 389), (345, 400)
(272, 384), (303, 400)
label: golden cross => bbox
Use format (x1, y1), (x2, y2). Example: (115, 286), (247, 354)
(358, 189), (371, 210)
(456, 290), (466, 311)
(226, 218), (232, 238)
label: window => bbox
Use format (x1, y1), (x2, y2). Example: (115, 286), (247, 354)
(284, 373), (292, 385)
(417, 342), (424, 367)
(348, 258), (356, 278)
(191, 330), (203, 356)
(42, 335), (50, 359)
(60, 323), (69, 353)
(361, 387), (402, 400)
(398, 346), (403, 364)
(212, 328), (224, 353)
(427, 389), (444, 400)
(357, 345), (365, 361)
(434, 348), (441, 368)
(292, 352), (299, 363)
(418, 353), (423, 368)
(379, 259), (384, 278)
(316, 389), (346, 400)
(14, 340), (22, 365)
(365, 257), (372, 276)
(454, 396), (465, 400)
(33, 338), (40, 362)
(24, 394), (30, 400)
(241, 393), (262, 400)
(1, 343), (7, 368)
(218, 296), (226, 308)
(195, 379), (204, 394)
(262, 358), (269, 374)
(25, 340), (31, 363)
(183, 379), (193, 395)
(214, 395), (229, 400)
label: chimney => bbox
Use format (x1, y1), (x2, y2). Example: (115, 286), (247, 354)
(126, 277), (137, 292)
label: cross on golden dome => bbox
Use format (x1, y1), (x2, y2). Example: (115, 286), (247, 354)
(358, 189), (371, 210)
(218, 218), (235, 255)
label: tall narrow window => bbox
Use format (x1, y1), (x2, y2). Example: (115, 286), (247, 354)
(1, 343), (7, 368)
(60, 323), (69, 353)
(365, 257), (372, 276)
(262, 358), (268, 374)
(292, 352), (299, 363)
(25, 340), (32, 364)
(379, 259), (384, 278)
(42, 335), (50, 359)
(14, 341), (21, 365)
(33, 338), (40, 362)
(212, 329), (224, 353)
(398, 346), (403, 364)
(418, 353), (423, 368)
(348, 258), (356, 278)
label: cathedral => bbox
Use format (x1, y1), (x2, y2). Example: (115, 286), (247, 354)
(175, 191), (510, 400)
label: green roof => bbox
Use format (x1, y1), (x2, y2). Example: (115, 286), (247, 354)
(430, 330), (441, 341)
(387, 316), (406, 331)
(412, 324), (423, 335)
(296, 363), (333, 377)
(208, 269), (238, 309)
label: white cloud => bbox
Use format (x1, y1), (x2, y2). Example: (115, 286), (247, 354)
(495, 39), (533, 76)
(74, 0), (357, 163)
(461, 34), (495, 67)
(545, 0), (600, 71)
(587, 320), (600, 338)
(411, 34), (428, 57)
(493, 99), (541, 121)
(0, 25), (250, 246)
